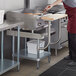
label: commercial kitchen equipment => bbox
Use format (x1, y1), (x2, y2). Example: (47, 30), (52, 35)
(6, 10), (67, 69)
(44, 5), (68, 56)
(50, 10), (68, 56)
(0, 21), (23, 75)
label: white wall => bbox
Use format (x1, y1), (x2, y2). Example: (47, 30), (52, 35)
(0, 0), (24, 11)
(30, 0), (48, 9)
(48, 0), (63, 5)
(48, 0), (56, 4)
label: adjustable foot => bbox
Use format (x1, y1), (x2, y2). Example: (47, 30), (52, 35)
(37, 61), (40, 69)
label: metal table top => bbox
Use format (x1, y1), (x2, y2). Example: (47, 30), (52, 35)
(0, 21), (23, 31)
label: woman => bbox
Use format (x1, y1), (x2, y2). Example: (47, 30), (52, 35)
(44, 0), (76, 66)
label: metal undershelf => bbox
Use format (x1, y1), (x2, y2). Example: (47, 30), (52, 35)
(14, 49), (51, 61)
(0, 59), (19, 75)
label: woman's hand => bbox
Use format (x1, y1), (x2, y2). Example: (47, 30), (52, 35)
(43, 5), (53, 13)
(42, 0), (62, 14)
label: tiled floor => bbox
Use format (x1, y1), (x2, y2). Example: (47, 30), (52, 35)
(2, 47), (68, 76)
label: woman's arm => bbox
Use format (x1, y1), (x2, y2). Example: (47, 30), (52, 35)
(51, 0), (62, 7)
(43, 0), (62, 13)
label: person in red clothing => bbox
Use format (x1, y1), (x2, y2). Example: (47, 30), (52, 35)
(44, 0), (76, 66)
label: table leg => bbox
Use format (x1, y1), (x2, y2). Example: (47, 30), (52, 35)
(1, 31), (4, 71)
(48, 21), (51, 63)
(37, 39), (40, 69)
(25, 38), (27, 55)
(12, 36), (15, 63)
(48, 45), (51, 63)
(17, 26), (20, 71)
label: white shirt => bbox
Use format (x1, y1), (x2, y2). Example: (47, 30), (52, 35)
(63, 0), (76, 7)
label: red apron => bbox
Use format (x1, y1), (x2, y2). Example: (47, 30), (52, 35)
(63, 3), (76, 34)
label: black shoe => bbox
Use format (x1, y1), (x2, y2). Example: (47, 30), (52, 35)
(67, 61), (76, 66)
(64, 56), (72, 60)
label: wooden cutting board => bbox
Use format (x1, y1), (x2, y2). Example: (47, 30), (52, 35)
(41, 14), (67, 21)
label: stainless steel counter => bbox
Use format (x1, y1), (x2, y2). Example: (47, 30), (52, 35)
(0, 21), (23, 75)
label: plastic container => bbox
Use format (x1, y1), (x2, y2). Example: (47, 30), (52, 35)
(0, 10), (5, 24)
(27, 40), (45, 54)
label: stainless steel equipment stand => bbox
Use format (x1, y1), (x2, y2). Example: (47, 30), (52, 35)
(8, 21), (53, 69)
(12, 33), (51, 69)
(0, 24), (20, 75)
